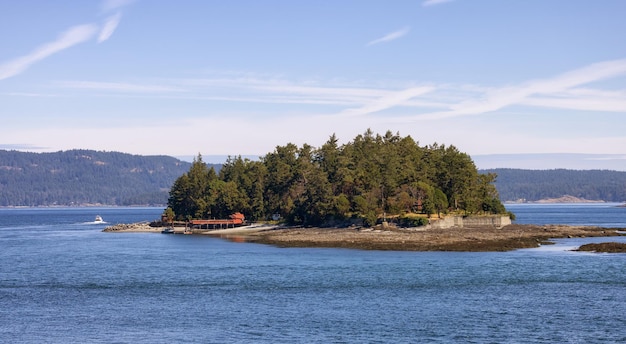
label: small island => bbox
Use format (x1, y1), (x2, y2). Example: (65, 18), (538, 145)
(104, 130), (626, 252)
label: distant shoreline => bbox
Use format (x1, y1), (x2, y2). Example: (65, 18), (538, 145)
(103, 222), (626, 252)
(0, 205), (166, 209)
(505, 195), (607, 204)
(3, 198), (621, 208)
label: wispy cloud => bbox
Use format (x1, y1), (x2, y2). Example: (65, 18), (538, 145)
(58, 77), (394, 105)
(57, 81), (185, 93)
(422, 0), (455, 7)
(98, 12), (122, 42)
(49, 57), (626, 119)
(5, 67), (625, 158)
(522, 93), (626, 112)
(340, 86), (434, 117)
(0, 0), (133, 80)
(54, 77), (439, 117)
(366, 27), (410, 46)
(0, 92), (61, 97)
(414, 58), (626, 119)
(584, 155), (626, 161)
(0, 24), (98, 81)
(101, 0), (136, 12)
(30, 58), (626, 124)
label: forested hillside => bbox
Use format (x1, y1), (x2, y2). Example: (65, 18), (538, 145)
(168, 130), (508, 226)
(482, 168), (626, 202)
(4, 148), (622, 208)
(0, 150), (194, 206)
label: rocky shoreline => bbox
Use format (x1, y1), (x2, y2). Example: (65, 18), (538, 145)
(103, 222), (626, 252)
(245, 224), (625, 252)
(574, 242), (626, 253)
(102, 222), (159, 232)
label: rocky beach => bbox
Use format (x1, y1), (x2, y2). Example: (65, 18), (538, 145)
(103, 222), (161, 233)
(104, 222), (626, 252)
(244, 224), (625, 252)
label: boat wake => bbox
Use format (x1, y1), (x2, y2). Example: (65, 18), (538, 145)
(84, 215), (106, 225)
(83, 221), (108, 225)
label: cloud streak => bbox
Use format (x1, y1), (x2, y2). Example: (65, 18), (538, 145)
(340, 86), (434, 117)
(57, 81), (184, 93)
(26, 57), (626, 128)
(0, 24), (98, 80)
(422, 0), (455, 7)
(101, 0), (136, 12)
(49, 57), (626, 120)
(414, 58), (626, 119)
(55, 77), (439, 116)
(58, 77), (394, 104)
(0, 0), (132, 80)
(98, 13), (122, 42)
(366, 27), (410, 46)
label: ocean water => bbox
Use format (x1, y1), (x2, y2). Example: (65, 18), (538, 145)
(0, 205), (625, 343)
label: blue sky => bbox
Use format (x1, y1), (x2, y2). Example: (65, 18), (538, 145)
(1, 0), (625, 168)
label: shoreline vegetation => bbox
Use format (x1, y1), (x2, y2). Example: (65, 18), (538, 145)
(103, 222), (626, 252)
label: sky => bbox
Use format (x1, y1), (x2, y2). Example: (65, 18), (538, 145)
(1, 0), (625, 169)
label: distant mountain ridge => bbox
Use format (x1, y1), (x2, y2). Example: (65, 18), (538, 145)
(0, 150), (195, 206)
(2, 150), (625, 206)
(482, 168), (626, 203)
(473, 153), (626, 171)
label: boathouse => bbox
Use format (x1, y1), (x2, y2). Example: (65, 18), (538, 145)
(188, 212), (246, 230)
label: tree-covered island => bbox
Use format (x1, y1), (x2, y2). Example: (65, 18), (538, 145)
(166, 130), (511, 227)
(106, 131), (624, 251)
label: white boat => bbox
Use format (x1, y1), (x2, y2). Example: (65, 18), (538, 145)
(94, 215), (104, 223)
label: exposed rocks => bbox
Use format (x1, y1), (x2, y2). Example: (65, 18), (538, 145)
(246, 224), (626, 252)
(533, 195), (604, 203)
(574, 242), (626, 253)
(102, 222), (158, 232)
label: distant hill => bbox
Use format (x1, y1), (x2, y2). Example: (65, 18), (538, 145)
(473, 153), (626, 171)
(2, 149), (624, 206)
(0, 150), (200, 207)
(482, 168), (626, 203)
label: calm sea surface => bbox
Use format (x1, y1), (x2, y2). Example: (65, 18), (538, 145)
(1, 204), (625, 343)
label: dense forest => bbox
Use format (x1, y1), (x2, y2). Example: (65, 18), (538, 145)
(0, 150), (194, 206)
(3, 147), (623, 210)
(167, 130), (508, 226)
(482, 168), (626, 202)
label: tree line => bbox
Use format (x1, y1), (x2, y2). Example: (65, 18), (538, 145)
(4, 148), (621, 209)
(167, 130), (508, 226)
(0, 149), (193, 206)
(482, 168), (626, 202)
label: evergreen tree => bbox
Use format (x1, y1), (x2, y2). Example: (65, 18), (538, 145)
(166, 131), (509, 226)
(167, 154), (218, 220)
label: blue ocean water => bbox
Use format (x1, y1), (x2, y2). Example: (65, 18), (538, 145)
(0, 205), (625, 343)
